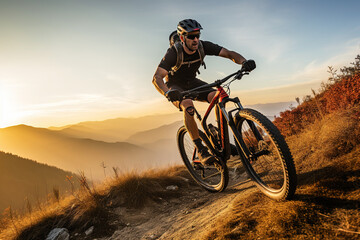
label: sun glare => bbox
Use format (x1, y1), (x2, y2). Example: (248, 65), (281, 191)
(0, 86), (20, 128)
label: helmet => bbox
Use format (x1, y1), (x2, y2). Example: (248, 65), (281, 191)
(169, 30), (180, 46)
(177, 19), (203, 36)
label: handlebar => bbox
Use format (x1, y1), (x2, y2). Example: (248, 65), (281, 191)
(181, 68), (250, 99)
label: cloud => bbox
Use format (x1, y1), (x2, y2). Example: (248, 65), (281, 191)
(232, 38), (360, 105)
(285, 38), (360, 83)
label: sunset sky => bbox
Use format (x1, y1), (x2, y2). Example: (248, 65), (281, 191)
(0, 0), (359, 128)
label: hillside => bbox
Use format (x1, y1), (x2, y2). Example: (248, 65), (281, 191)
(274, 72), (360, 136)
(0, 125), (164, 180)
(0, 151), (78, 213)
(1, 104), (359, 239)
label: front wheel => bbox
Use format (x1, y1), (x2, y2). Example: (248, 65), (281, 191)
(233, 109), (297, 200)
(177, 126), (229, 192)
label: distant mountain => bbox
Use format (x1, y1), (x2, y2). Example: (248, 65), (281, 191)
(127, 120), (183, 145)
(49, 113), (183, 142)
(126, 121), (184, 166)
(47, 103), (291, 143)
(0, 103), (292, 181)
(0, 125), (161, 180)
(0, 151), (77, 212)
(246, 101), (295, 119)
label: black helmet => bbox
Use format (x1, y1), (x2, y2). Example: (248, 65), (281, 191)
(177, 19), (203, 36)
(169, 30), (180, 46)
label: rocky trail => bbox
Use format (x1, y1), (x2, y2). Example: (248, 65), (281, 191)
(99, 171), (254, 240)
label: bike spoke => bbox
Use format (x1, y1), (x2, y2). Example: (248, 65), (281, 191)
(201, 168), (222, 180)
(240, 120), (285, 190)
(178, 126), (228, 191)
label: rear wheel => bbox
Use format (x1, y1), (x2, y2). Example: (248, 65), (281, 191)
(177, 126), (229, 192)
(234, 109), (297, 200)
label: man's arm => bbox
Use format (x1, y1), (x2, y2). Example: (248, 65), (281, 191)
(152, 67), (170, 95)
(219, 48), (246, 65)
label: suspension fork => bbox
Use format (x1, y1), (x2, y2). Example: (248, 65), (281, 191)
(216, 103), (231, 161)
(217, 95), (248, 161)
(218, 96), (253, 160)
(246, 119), (264, 141)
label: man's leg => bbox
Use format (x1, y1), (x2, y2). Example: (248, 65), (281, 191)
(207, 91), (216, 103)
(180, 99), (199, 140)
(179, 99), (216, 165)
(181, 89), (215, 140)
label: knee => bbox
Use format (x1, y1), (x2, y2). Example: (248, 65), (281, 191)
(185, 106), (195, 117)
(207, 91), (216, 103)
(180, 99), (193, 110)
(180, 99), (195, 117)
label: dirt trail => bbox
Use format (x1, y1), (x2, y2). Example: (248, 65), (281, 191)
(102, 171), (257, 240)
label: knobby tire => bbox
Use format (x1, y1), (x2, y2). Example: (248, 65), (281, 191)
(234, 109), (297, 200)
(177, 126), (229, 192)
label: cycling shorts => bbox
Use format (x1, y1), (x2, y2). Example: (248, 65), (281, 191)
(166, 78), (216, 109)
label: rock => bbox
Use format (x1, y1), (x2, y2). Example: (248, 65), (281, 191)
(148, 234), (157, 239)
(144, 233), (160, 240)
(166, 185), (179, 191)
(45, 228), (70, 240)
(178, 176), (189, 182)
(85, 226), (94, 236)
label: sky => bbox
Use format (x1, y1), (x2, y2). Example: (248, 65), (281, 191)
(0, 0), (359, 128)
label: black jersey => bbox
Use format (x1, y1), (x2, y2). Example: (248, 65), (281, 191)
(158, 40), (223, 84)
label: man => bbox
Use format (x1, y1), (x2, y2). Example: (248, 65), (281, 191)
(152, 19), (256, 165)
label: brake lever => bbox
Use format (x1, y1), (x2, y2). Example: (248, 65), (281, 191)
(235, 70), (249, 80)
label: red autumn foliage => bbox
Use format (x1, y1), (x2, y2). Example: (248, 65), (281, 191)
(274, 72), (360, 137)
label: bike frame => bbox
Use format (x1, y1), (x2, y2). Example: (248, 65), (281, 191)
(186, 71), (262, 164)
(200, 85), (243, 162)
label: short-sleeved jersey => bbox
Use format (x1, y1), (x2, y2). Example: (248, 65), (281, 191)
(158, 40), (223, 84)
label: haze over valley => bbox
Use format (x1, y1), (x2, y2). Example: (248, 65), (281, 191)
(0, 101), (290, 183)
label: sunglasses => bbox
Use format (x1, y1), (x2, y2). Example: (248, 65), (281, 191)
(186, 34), (200, 40)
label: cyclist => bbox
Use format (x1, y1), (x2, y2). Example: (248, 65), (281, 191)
(152, 19), (256, 165)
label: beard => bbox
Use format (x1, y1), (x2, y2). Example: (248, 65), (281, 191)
(185, 40), (199, 52)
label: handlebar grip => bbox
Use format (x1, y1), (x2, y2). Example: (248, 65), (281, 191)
(235, 68), (250, 79)
(235, 69), (243, 79)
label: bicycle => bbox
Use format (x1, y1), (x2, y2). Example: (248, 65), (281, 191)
(176, 68), (297, 200)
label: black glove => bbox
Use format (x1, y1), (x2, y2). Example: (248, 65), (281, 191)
(242, 59), (256, 72)
(165, 89), (182, 102)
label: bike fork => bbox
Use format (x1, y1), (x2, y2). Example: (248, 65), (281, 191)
(218, 97), (252, 160)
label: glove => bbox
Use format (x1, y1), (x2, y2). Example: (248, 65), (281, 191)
(242, 59), (256, 72)
(165, 89), (182, 102)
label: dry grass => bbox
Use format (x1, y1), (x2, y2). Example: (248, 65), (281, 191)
(203, 106), (360, 239)
(1, 107), (359, 239)
(0, 166), (194, 240)
(204, 192), (323, 239)
(288, 106), (360, 172)
(104, 166), (195, 208)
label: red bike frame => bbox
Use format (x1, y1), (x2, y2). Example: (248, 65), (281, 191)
(183, 70), (249, 164)
(198, 85), (237, 161)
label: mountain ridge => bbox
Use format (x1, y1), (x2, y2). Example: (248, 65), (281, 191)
(0, 124), (160, 181)
(0, 151), (78, 213)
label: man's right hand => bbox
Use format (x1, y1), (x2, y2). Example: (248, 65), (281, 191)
(165, 89), (182, 102)
(242, 59), (256, 72)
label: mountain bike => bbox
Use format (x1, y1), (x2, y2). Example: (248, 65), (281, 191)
(176, 68), (297, 200)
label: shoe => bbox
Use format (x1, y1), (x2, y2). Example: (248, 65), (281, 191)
(198, 148), (217, 165)
(230, 144), (238, 156)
